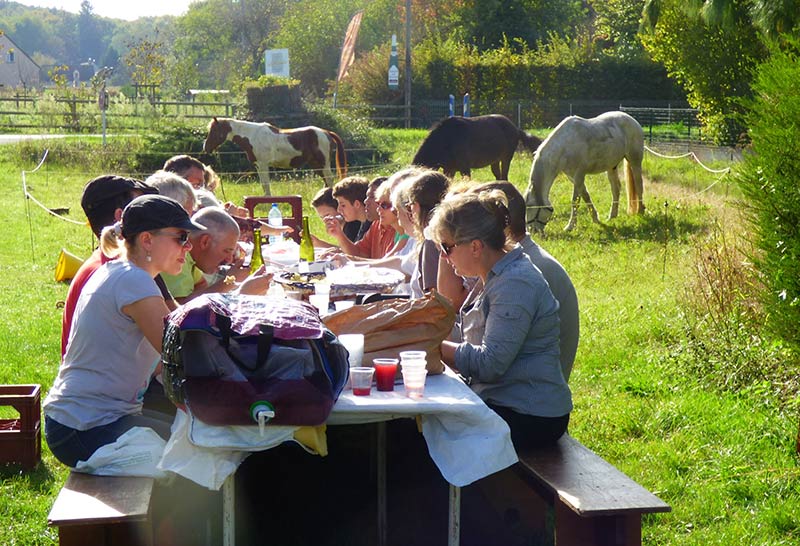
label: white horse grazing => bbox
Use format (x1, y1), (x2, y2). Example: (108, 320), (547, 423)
(203, 117), (346, 195)
(524, 111), (645, 232)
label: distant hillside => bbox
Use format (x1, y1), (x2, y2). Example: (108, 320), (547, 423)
(0, 0), (177, 86)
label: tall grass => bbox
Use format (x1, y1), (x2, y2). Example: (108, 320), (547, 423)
(1, 130), (798, 545)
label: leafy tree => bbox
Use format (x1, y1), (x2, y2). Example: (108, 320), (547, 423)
(124, 36), (167, 96)
(78, 1), (104, 63)
(736, 38), (800, 350)
(589, 0), (648, 60)
(450, 0), (587, 52)
(639, 0), (765, 143)
(272, 0), (404, 96)
(171, 0), (290, 90)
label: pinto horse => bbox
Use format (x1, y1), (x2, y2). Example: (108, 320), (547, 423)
(203, 117), (347, 194)
(412, 114), (542, 180)
(524, 111), (645, 233)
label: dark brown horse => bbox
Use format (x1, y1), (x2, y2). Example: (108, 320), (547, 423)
(412, 114), (542, 179)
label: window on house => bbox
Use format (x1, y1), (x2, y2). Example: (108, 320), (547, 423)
(6, 50), (15, 63)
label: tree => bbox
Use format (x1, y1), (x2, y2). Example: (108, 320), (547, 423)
(271, 0), (401, 96)
(449, 0), (587, 52)
(124, 36), (167, 97)
(171, 0), (291, 90)
(78, 1), (104, 63)
(589, 0), (648, 60)
(736, 38), (800, 350)
(639, 0), (766, 143)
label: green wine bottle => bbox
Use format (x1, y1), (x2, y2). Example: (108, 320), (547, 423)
(299, 215), (315, 262)
(250, 228), (265, 273)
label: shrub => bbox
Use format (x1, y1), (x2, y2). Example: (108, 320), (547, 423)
(736, 38), (800, 351)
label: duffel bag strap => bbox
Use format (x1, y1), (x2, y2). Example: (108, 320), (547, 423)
(217, 313), (274, 371)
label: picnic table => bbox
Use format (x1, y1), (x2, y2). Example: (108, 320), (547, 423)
(159, 366), (518, 546)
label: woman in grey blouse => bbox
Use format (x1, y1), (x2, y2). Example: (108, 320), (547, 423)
(430, 191), (572, 449)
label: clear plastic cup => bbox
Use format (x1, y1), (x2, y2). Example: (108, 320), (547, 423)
(402, 368), (428, 399)
(399, 350), (427, 361)
(350, 367), (375, 396)
(373, 358), (399, 391)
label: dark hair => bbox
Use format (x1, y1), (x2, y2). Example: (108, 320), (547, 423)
(163, 154), (205, 177)
(406, 170), (450, 230)
(311, 187), (338, 209)
(332, 176), (369, 205)
(369, 176), (388, 191)
(471, 181), (526, 237)
(86, 191), (139, 237)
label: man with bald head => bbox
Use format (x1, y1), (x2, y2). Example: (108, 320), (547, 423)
(161, 206), (271, 303)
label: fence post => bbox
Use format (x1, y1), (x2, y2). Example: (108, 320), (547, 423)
(517, 102), (521, 127)
(463, 93), (470, 117)
(448, 95), (454, 117)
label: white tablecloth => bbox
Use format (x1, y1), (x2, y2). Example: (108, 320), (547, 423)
(158, 368), (518, 489)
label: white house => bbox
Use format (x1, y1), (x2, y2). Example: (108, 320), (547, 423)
(0, 32), (40, 89)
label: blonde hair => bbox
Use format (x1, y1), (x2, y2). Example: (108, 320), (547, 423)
(99, 222), (130, 259)
(426, 190), (512, 251)
(376, 167), (425, 203)
(203, 165), (220, 192)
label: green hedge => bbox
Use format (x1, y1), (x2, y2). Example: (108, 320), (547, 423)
(736, 38), (800, 350)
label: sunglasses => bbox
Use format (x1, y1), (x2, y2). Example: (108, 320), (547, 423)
(439, 241), (462, 256)
(377, 201), (394, 210)
(159, 230), (191, 246)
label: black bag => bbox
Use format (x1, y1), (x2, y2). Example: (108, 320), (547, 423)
(161, 293), (349, 427)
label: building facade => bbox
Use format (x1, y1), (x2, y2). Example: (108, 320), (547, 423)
(0, 33), (40, 89)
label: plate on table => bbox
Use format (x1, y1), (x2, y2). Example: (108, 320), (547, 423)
(274, 266), (405, 297)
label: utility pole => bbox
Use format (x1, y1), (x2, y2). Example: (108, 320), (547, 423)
(404, 0), (411, 129)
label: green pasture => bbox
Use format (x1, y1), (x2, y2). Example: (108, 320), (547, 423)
(1, 129), (798, 545)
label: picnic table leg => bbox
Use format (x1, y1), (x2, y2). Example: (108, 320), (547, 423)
(448, 484), (461, 546)
(223, 474), (235, 546)
(377, 421), (387, 546)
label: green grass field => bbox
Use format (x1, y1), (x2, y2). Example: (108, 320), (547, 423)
(1, 129), (798, 545)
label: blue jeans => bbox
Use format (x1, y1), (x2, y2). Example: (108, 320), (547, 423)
(45, 412), (173, 468)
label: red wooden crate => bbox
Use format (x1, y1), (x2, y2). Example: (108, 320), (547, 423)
(0, 384), (41, 469)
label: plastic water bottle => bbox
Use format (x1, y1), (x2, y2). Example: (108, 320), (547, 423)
(267, 203), (282, 244)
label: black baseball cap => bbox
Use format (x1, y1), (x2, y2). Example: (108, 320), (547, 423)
(120, 195), (206, 238)
(81, 175), (158, 213)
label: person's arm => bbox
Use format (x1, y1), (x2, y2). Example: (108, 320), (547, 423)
(437, 255), (470, 308)
(441, 340), (458, 370)
(324, 216), (368, 257)
(122, 296), (171, 354)
(452, 277), (536, 383)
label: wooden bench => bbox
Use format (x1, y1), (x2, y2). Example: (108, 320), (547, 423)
(513, 434), (670, 546)
(47, 472), (155, 546)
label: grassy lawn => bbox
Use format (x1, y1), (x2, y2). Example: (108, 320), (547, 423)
(1, 129), (798, 545)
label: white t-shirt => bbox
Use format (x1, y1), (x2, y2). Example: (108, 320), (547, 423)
(45, 260), (162, 430)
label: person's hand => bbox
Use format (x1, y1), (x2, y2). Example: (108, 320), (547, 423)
(323, 214), (345, 239)
(226, 255), (252, 282)
(223, 202), (249, 218)
(236, 265), (274, 295)
(318, 246), (342, 260)
(260, 223), (294, 237)
(327, 252), (351, 268)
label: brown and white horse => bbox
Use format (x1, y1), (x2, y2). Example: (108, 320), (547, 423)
(203, 117), (347, 194)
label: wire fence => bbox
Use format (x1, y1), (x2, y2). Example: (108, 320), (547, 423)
(1, 91), (722, 146)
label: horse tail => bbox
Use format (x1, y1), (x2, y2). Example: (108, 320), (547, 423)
(625, 159), (639, 214)
(328, 130), (347, 180)
(519, 131), (543, 153)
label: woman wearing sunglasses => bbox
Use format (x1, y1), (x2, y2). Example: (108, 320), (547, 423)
(44, 195), (206, 468)
(429, 190), (572, 450)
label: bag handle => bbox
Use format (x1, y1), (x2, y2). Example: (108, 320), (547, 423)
(216, 313), (274, 371)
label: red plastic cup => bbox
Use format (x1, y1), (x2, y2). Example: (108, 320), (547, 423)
(373, 358), (399, 392)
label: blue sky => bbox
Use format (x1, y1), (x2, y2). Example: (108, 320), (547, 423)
(15, 0), (195, 21)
